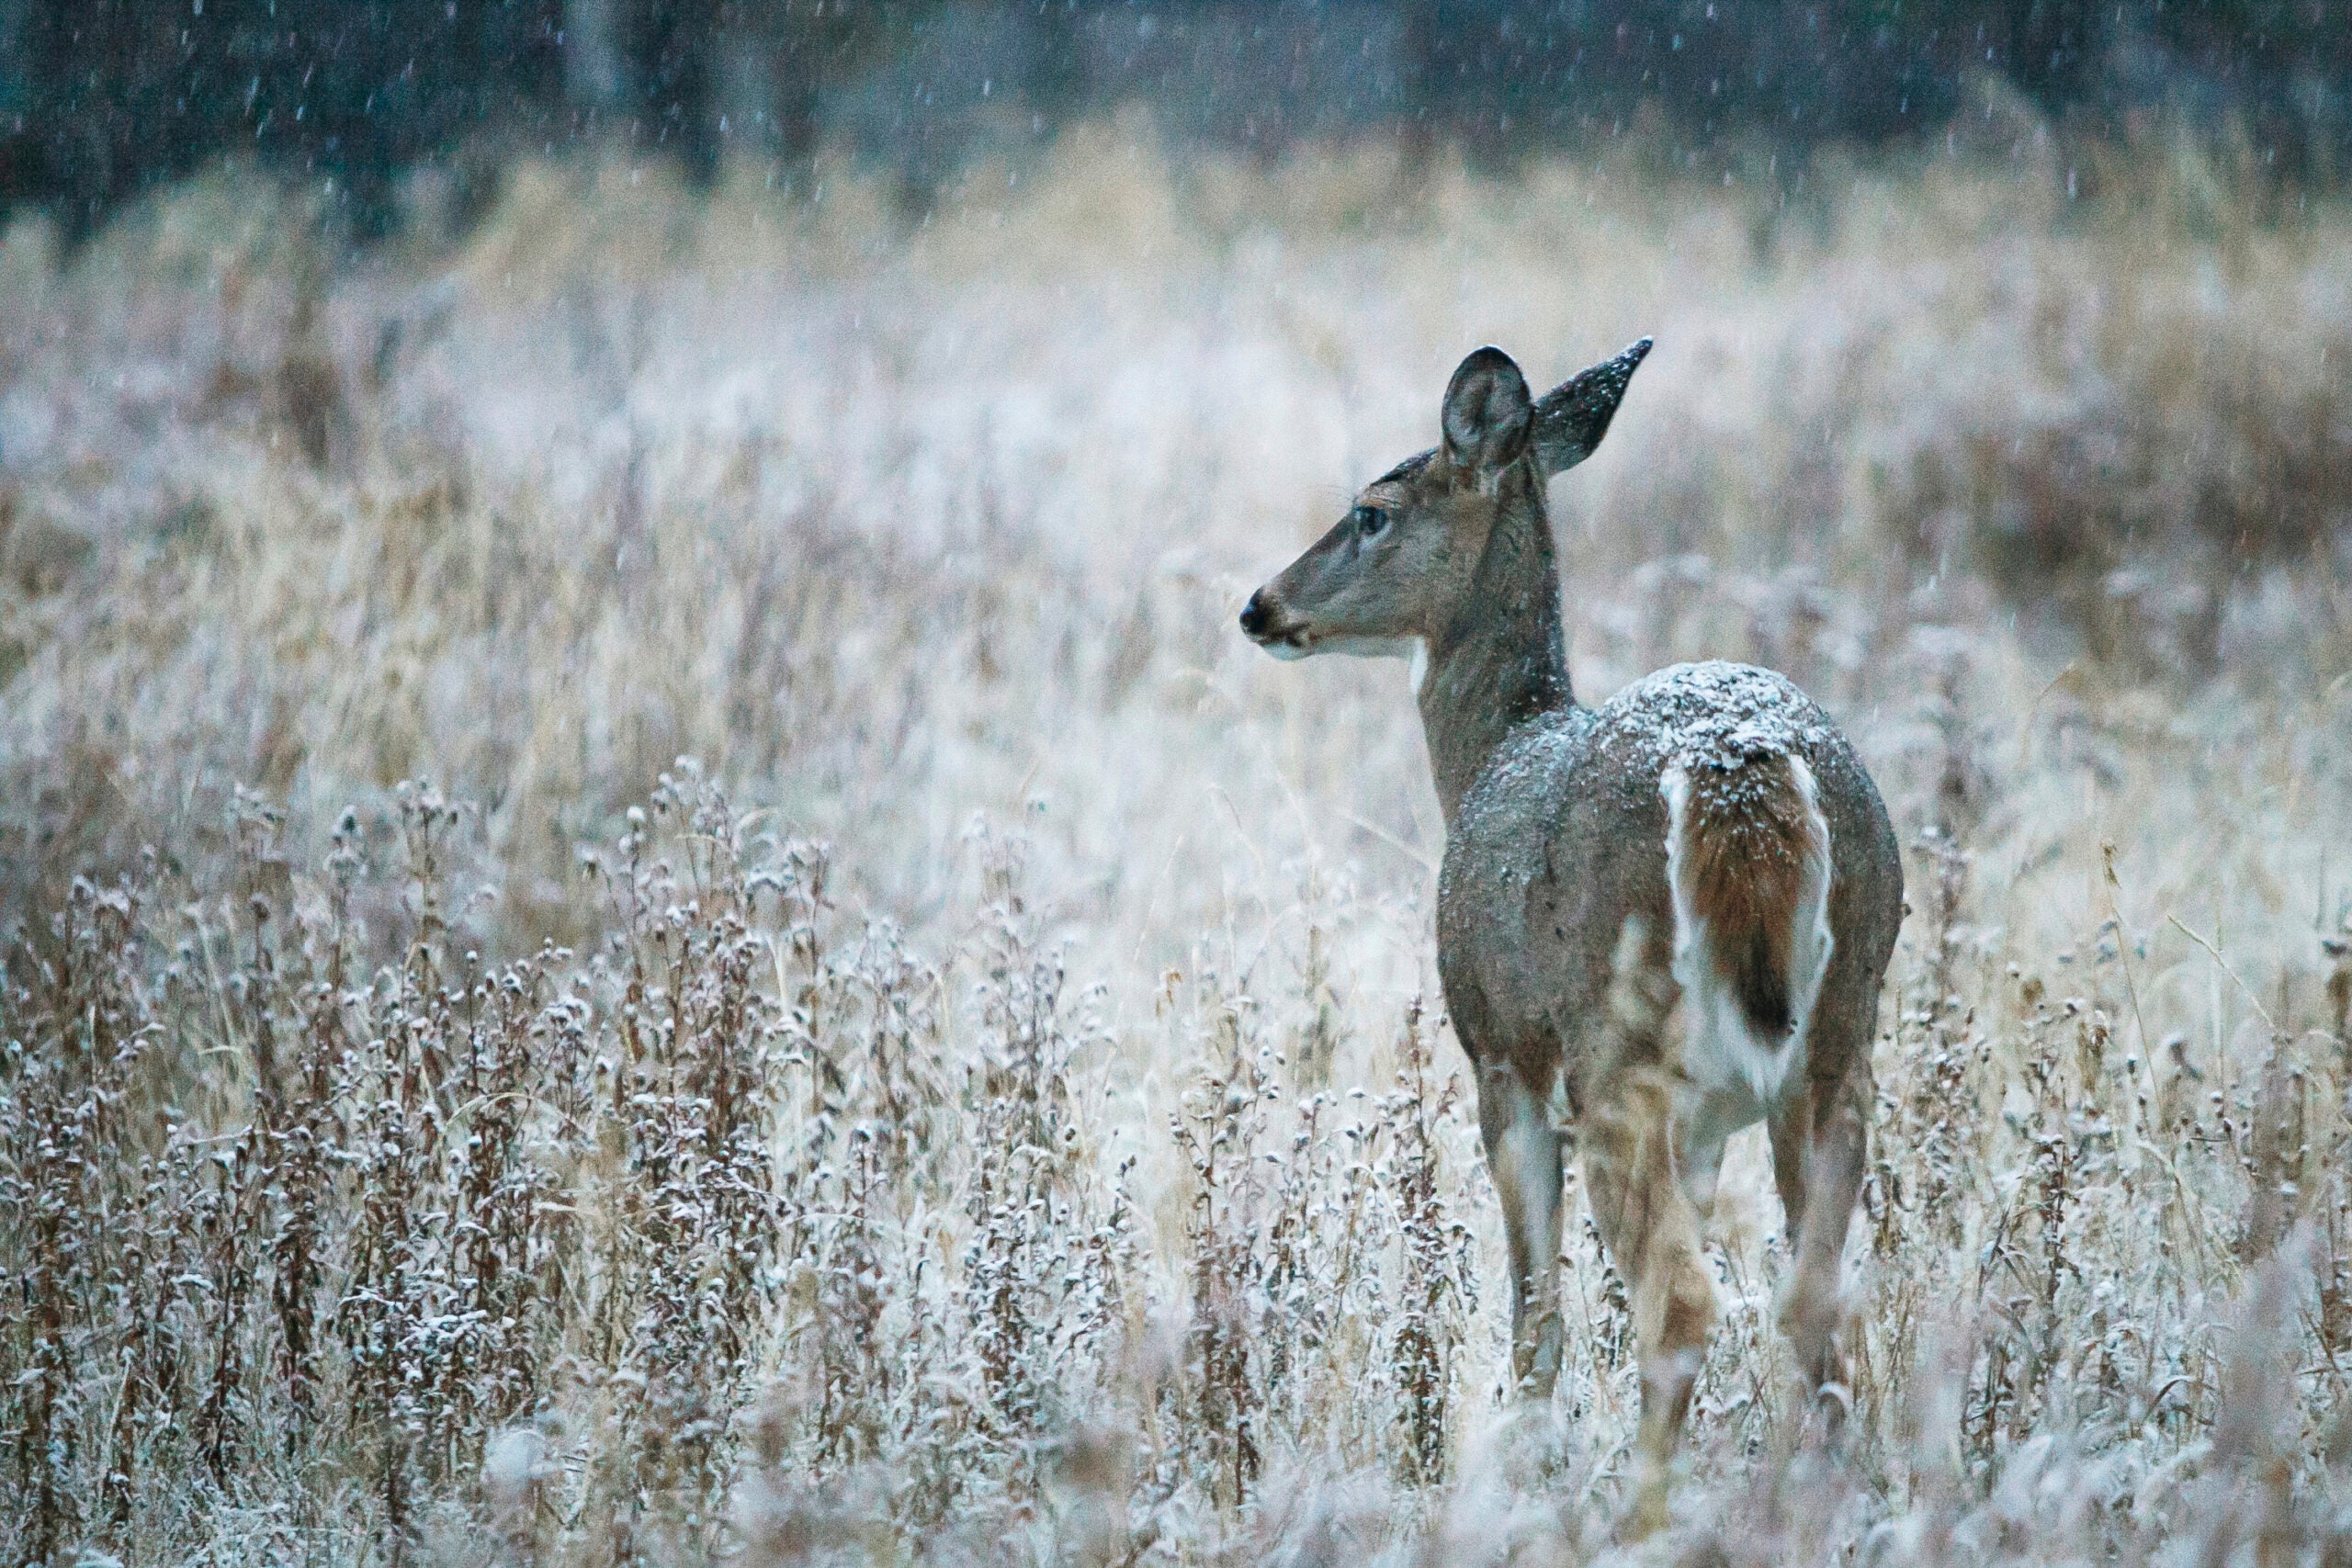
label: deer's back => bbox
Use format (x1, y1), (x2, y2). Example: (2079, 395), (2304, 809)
(1436, 660), (1902, 1110)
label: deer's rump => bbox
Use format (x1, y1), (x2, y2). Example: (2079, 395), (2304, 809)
(1659, 749), (1836, 1110)
(1437, 660), (1892, 1119)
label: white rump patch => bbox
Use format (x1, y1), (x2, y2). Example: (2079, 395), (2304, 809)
(1659, 755), (1836, 1111)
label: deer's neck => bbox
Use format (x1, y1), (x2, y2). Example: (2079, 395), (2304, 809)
(1417, 470), (1576, 825)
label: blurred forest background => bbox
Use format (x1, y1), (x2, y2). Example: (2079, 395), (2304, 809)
(5, 1), (2348, 236)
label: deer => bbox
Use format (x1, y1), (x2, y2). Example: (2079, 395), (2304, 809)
(1238, 340), (1903, 1529)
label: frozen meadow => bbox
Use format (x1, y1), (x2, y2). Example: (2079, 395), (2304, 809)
(3, 112), (2351, 1564)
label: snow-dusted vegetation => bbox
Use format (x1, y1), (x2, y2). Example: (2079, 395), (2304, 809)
(4, 116), (2350, 1563)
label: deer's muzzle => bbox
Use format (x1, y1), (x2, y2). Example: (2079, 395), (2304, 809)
(1238, 590), (1311, 658)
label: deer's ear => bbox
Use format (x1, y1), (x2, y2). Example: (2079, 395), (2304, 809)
(1531, 336), (1652, 477)
(1441, 345), (1533, 482)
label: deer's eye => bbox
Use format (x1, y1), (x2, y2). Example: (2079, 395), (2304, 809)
(1352, 505), (1389, 541)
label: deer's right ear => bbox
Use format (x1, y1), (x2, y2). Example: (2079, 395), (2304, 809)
(1441, 345), (1533, 484)
(1531, 336), (1653, 477)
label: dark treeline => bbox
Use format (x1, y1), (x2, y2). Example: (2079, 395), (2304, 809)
(1, 1), (2345, 237)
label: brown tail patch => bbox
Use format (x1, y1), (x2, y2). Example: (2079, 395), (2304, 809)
(1672, 753), (1828, 1042)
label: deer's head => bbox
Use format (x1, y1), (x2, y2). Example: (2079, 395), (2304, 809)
(1238, 338), (1650, 660)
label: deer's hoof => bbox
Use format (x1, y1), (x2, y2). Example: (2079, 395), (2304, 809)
(1622, 1457), (1673, 1541)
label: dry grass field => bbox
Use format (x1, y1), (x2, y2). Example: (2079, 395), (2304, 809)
(4, 102), (2352, 1564)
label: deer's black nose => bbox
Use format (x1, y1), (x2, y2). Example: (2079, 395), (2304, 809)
(1238, 592), (1272, 638)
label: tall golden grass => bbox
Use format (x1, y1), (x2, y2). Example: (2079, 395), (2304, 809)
(2, 107), (2350, 1563)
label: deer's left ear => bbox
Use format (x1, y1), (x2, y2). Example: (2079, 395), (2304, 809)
(1532, 336), (1653, 478)
(1441, 345), (1533, 483)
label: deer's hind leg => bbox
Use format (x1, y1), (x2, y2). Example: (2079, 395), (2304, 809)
(1770, 911), (1885, 1438)
(1770, 1066), (1867, 1431)
(1584, 1065), (1716, 1533)
(1477, 1057), (1565, 1398)
(1581, 930), (1717, 1535)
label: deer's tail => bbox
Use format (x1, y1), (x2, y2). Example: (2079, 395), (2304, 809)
(1659, 751), (1835, 1103)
